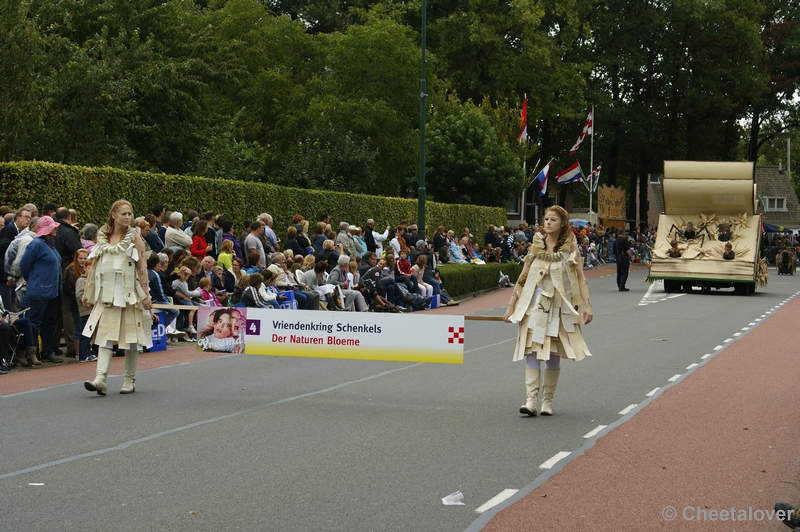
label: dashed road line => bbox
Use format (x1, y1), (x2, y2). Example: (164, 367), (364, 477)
(618, 404), (637, 415)
(539, 452), (571, 469)
(583, 425), (608, 438)
(475, 489), (518, 514)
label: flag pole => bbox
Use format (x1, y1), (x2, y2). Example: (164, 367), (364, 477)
(589, 105), (595, 217)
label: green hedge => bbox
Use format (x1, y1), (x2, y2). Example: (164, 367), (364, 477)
(438, 262), (523, 299)
(0, 162), (506, 243)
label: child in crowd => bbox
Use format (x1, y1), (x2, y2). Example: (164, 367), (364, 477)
(75, 258), (97, 362)
(412, 255), (434, 297)
(199, 277), (221, 306)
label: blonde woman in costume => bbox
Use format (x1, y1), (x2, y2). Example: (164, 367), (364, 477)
(503, 206), (593, 416)
(83, 200), (153, 395)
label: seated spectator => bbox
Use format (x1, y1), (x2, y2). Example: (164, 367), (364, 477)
(241, 272), (275, 308)
(0, 299), (40, 368)
(171, 266), (201, 335)
(284, 225), (306, 257)
(199, 277), (221, 306)
(146, 252), (180, 338)
(244, 249), (262, 274)
(230, 273), (250, 305)
(315, 239), (341, 273)
(394, 249), (419, 293)
(260, 269), (286, 309)
(411, 255), (434, 297)
(223, 257), (244, 292)
(140, 217), (163, 253)
(448, 239), (467, 264)
(327, 254), (368, 311)
(165, 212), (192, 251)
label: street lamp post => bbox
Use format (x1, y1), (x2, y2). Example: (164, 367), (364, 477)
(417, 0), (427, 240)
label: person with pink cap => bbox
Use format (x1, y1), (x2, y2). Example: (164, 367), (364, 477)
(19, 215), (64, 363)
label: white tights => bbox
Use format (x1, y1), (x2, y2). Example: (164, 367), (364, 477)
(525, 353), (561, 370)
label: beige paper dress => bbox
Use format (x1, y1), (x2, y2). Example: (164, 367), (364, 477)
(83, 227), (153, 349)
(509, 233), (592, 362)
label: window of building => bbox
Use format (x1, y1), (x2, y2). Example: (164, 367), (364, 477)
(764, 196), (787, 212)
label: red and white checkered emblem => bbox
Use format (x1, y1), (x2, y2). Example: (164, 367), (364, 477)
(448, 326), (465, 344)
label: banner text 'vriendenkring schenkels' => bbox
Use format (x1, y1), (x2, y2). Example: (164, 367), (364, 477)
(271, 320), (382, 334)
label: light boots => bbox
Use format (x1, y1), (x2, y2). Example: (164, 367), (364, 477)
(27, 346), (41, 366)
(519, 368), (540, 416)
(84, 347), (113, 395)
(539, 369), (561, 416)
(120, 349), (139, 394)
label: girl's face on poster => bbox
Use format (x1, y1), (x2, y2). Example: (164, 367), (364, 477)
(213, 312), (233, 339)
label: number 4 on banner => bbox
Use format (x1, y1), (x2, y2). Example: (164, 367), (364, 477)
(247, 320), (260, 335)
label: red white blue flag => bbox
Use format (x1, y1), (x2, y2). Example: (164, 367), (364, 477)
(556, 161), (584, 185)
(536, 160), (551, 196)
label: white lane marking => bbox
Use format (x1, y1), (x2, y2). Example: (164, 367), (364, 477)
(701, 354), (712, 359)
(714, 345), (724, 350)
(741, 327), (750, 331)
(646, 388), (660, 397)
(618, 404), (638, 415)
(748, 322), (756, 326)
(638, 281), (660, 306)
(686, 363), (698, 369)
(539, 451), (571, 469)
(475, 489), (519, 514)
(583, 425), (608, 438)
(668, 374), (681, 382)
(733, 333), (742, 337)
(724, 338), (733, 343)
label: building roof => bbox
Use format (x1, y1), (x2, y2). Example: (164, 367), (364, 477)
(755, 166), (800, 227)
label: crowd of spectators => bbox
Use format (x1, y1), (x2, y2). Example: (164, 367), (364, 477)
(0, 200), (637, 373)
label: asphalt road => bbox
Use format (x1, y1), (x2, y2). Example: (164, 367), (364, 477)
(2, 267), (798, 531)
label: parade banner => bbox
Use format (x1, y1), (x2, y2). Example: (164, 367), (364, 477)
(196, 307), (465, 364)
(598, 184), (626, 227)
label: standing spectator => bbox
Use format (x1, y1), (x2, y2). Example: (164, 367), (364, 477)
(613, 229), (632, 291)
(75, 258), (97, 362)
(244, 221), (266, 269)
(220, 220), (243, 261)
(83, 200), (153, 395)
(203, 211), (219, 259)
(81, 223), (99, 252)
(0, 207), (32, 309)
(260, 213), (279, 252)
(364, 219), (390, 255)
(19, 216), (64, 363)
(190, 219), (211, 260)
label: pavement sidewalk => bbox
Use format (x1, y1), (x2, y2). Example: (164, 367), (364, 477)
(476, 291), (800, 531)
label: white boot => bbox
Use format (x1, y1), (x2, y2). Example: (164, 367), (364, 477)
(519, 368), (540, 416)
(120, 349), (139, 394)
(540, 369), (561, 416)
(84, 347), (113, 396)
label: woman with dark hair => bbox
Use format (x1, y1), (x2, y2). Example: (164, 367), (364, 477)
(82, 200), (153, 395)
(503, 205), (593, 417)
(190, 219), (211, 260)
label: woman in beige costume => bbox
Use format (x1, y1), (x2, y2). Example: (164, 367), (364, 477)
(503, 206), (593, 416)
(83, 200), (153, 395)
